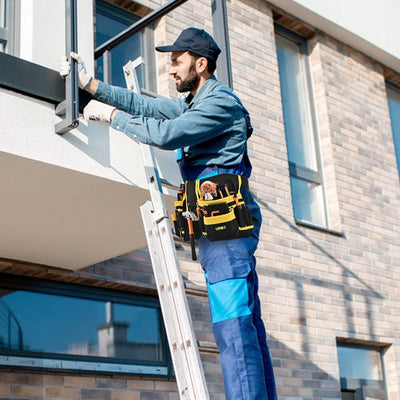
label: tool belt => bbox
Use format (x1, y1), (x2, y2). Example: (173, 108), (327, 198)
(172, 174), (257, 245)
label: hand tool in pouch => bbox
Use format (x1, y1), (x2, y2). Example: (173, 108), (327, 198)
(182, 211), (199, 261)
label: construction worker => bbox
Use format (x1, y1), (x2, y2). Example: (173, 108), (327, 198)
(60, 27), (277, 400)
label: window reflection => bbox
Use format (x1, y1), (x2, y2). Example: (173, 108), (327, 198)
(0, 290), (164, 363)
(387, 85), (400, 177)
(337, 346), (383, 381)
(276, 34), (318, 171)
(96, 0), (143, 88)
(290, 176), (326, 226)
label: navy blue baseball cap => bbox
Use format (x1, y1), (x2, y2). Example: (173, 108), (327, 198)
(155, 27), (221, 62)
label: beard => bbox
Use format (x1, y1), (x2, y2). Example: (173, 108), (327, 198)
(176, 61), (200, 93)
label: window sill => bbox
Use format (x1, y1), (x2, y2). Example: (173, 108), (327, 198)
(0, 354), (169, 377)
(295, 219), (346, 238)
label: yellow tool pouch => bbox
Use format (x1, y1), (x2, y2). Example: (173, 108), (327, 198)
(186, 174), (256, 242)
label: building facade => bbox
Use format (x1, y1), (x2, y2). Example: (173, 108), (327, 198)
(0, 0), (400, 399)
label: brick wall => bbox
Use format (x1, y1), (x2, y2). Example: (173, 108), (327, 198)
(1, 0), (400, 399)
(227, 2), (400, 399)
(0, 371), (178, 399)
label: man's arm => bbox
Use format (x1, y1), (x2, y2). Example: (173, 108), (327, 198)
(110, 93), (241, 150)
(60, 53), (186, 120)
(93, 80), (186, 120)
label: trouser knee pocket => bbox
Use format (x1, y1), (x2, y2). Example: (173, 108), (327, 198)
(206, 262), (252, 324)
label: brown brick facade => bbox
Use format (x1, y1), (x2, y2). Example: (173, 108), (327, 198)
(1, 0), (400, 399)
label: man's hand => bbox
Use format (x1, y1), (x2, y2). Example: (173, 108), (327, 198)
(83, 100), (116, 123)
(59, 52), (93, 89)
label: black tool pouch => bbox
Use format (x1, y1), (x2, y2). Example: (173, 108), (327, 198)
(234, 190), (258, 238)
(186, 174), (255, 242)
(198, 195), (239, 241)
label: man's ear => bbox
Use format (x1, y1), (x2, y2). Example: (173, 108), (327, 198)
(196, 57), (208, 74)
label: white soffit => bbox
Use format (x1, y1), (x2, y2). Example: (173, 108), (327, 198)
(0, 151), (174, 271)
(269, 0), (400, 73)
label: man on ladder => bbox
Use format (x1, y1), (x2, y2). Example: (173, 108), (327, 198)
(61, 27), (277, 400)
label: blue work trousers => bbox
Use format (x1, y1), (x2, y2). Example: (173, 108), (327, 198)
(198, 188), (277, 400)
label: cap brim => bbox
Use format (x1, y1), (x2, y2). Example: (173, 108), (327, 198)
(155, 45), (187, 53)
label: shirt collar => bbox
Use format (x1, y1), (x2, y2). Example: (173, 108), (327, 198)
(185, 75), (217, 108)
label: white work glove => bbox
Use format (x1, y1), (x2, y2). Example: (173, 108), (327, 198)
(59, 52), (93, 89)
(83, 100), (116, 123)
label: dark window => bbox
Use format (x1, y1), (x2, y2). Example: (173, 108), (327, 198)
(0, 274), (171, 376)
(95, 0), (155, 90)
(387, 83), (400, 179)
(337, 342), (388, 400)
(275, 26), (328, 228)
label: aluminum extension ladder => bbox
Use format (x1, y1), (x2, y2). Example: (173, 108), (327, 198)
(123, 59), (210, 400)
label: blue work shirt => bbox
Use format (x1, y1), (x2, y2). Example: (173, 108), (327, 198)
(94, 76), (250, 180)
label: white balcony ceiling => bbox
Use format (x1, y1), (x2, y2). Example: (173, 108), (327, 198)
(0, 151), (175, 271)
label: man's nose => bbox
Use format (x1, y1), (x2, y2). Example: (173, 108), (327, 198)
(169, 65), (177, 76)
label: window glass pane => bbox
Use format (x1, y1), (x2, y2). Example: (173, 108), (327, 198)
(387, 86), (400, 176)
(0, 41), (5, 52)
(0, 0), (6, 28)
(337, 346), (383, 381)
(0, 290), (164, 363)
(290, 176), (326, 226)
(276, 34), (318, 171)
(96, 3), (143, 88)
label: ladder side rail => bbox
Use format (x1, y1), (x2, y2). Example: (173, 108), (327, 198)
(141, 202), (192, 399)
(154, 214), (209, 398)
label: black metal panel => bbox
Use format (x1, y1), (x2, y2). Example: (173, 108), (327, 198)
(0, 51), (95, 113)
(0, 52), (65, 104)
(55, 0), (80, 135)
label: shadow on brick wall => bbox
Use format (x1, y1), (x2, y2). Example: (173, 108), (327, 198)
(254, 195), (384, 340)
(267, 332), (342, 398)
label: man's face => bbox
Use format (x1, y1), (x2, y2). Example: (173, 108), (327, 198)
(169, 51), (200, 93)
